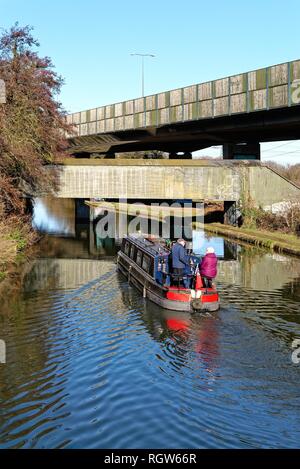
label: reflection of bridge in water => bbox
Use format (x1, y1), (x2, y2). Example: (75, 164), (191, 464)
(33, 196), (238, 257)
(31, 197), (300, 293)
(24, 254), (300, 294)
(23, 259), (114, 292)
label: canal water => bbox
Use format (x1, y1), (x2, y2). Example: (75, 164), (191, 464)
(0, 198), (300, 448)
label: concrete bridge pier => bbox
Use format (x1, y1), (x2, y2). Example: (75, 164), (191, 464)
(75, 199), (90, 221)
(223, 143), (261, 160)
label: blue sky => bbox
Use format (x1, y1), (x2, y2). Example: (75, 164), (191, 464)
(1, 0), (300, 164)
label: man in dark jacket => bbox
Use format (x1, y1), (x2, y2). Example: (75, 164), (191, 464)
(200, 247), (218, 288)
(171, 238), (190, 288)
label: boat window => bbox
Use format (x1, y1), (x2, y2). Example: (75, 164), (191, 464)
(130, 245), (136, 260)
(149, 258), (154, 277)
(142, 254), (151, 273)
(124, 241), (131, 256)
(136, 250), (143, 267)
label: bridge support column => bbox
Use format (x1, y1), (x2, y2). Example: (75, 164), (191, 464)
(223, 143), (261, 160)
(75, 199), (90, 222)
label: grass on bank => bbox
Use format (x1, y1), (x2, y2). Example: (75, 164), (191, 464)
(0, 217), (35, 283)
(197, 222), (300, 256)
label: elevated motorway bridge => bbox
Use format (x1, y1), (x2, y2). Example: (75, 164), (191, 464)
(66, 60), (300, 158)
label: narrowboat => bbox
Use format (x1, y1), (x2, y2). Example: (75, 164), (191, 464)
(117, 235), (220, 312)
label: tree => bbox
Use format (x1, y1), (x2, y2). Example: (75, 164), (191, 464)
(0, 23), (72, 214)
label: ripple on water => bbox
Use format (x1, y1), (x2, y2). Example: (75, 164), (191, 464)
(1, 256), (300, 448)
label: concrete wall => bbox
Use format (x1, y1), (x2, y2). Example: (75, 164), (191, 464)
(54, 160), (241, 200)
(52, 160), (300, 207)
(248, 166), (300, 207)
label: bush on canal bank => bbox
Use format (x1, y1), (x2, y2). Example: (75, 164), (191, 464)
(199, 190), (300, 256)
(0, 23), (71, 216)
(240, 195), (300, 236)
(0, 203), (37, 284)
(0, 24), (71, 279)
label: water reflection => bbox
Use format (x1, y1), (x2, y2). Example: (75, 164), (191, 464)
(193, 230), (225, 257)
(23, 258), (114, 292)
(25, 195), (300, 346)
(142, 301), (220, 377)
(32, 197), (237, 260)
(33, 198), (75, 236)
(1, 197), (300, 448)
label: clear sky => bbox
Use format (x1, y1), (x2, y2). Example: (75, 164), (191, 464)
(1, 0), (300, 164)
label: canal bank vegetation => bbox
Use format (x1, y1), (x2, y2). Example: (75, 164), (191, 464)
(199, 195), (300, 256)
(0, 202), (37, 283)
(0, 23), (72, 283)
(258, 206), (300, 234)
(240, 195), (300, 236)
(202, 222), (300, 256)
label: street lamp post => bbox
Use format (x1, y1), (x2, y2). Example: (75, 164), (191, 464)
(130, 53), (155, 97)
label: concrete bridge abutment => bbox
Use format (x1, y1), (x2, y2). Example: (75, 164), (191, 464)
(52, 159), (300, 213)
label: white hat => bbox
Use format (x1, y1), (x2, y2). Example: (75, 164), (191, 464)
(206, 247), (215, 254)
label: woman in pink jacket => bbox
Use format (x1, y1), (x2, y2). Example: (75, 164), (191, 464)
(200, 247), (218, 288)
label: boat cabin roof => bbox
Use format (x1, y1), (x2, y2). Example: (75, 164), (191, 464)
(124, 235), (170, 258)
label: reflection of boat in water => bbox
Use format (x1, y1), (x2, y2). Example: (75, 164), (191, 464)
(117, 235), (220, 312)
(142, 302), (220, 375)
